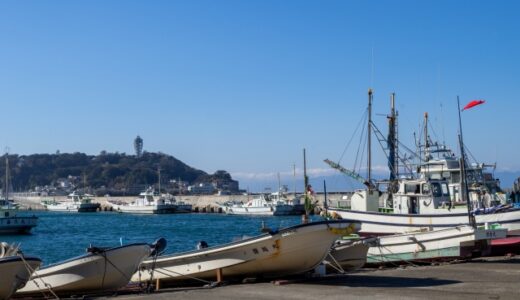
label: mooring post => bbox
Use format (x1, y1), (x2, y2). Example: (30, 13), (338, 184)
(155, 278), (161, 291)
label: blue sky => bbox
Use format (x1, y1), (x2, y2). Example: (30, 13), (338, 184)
(1, 1), (519, 191)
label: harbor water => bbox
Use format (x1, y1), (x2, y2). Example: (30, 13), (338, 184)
(2, 211), (311, 265)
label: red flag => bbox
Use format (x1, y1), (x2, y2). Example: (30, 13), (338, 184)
(462, 100), (485, 111)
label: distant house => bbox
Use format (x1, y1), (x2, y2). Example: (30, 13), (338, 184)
(56, 178), (74, 189)
(188, 183), (216, 195)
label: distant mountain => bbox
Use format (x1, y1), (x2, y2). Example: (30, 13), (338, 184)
(237, 171), (520, 194)
(1, 151), (238, 195)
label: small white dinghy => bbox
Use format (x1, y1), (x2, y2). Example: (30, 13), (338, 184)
(0, 243), (41, 300)
(325, 236), (371, 272)
(132, 220), (360, 285)
(17, 240), (162, 296)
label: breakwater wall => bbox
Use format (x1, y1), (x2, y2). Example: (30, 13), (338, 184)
(12, 193), (353, 212)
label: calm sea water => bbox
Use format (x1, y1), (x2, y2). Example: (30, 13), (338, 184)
(3, 211), (316, 265)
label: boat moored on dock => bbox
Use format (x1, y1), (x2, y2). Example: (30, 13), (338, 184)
(132, 220), (360, 285)
(17, 242), (153, 296)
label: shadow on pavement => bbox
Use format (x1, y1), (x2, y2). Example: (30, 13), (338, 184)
(304, 274), (460, 288)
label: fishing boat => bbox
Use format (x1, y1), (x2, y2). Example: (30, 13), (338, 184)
(132, 220), (360, 285)
(41, 198), (78, 212)
(0, 243), (41, 300)
(326, 91), (520, 238)
(108, 187), (177, 214)
(0, 156), (38, 234)
(17, 241), (157, 296)
(42, 191), (100, 213)
(329, 181), (520, 236)
(161, 193), (192, 213)
(221, 191), (304, 216)
(0, 200), (38, 234)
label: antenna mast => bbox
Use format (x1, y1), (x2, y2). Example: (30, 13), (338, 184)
(367, 89), (373, 189)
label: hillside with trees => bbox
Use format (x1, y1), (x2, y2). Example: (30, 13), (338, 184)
(1, 151), (239, 196)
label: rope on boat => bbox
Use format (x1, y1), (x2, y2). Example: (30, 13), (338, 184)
(323, 252), (346, 274)
(137, 251), (217, 290)
(151, 267), (214, 285)
(94, 249), (133, 288)
(371, 243), (420, 268)
(19, 254), (60, 299)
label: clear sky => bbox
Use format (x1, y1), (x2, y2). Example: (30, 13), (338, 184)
(1, 1), (519, 191)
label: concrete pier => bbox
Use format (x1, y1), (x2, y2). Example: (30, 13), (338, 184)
(108, 256), (520, 300)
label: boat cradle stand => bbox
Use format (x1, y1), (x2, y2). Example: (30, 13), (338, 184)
(154, 268), (225, 291)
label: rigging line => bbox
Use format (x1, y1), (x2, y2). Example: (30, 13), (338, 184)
(353, 111), (368, 174)
(464, 144), (478, 166)
(427, 118), (441, 146)
(354, 123), (366, 175)
(372, 124), (395, 177)
(19, 255), (60, 299)
(338, 109), (368, 164)
(358, 127), (368, 177)
(371, 121), (417, 177)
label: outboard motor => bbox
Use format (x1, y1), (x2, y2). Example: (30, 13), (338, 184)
(197, 240), (208, 249)
(150, 237), (167, 256)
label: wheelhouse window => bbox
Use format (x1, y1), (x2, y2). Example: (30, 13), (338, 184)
(422, 183), (431, 195)
(405, 184), (419, 194)
(431, 182), (450, 197)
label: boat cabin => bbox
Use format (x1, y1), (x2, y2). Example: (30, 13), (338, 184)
(393, 179), (451, 214)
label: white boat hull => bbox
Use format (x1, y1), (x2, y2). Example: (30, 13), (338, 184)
(223, 205), (275, 215)
(109, 203), (177, 214)
(132, 220), (360, 283)
(366, 225), (507, 263)
(222, 204), (303, 216)
(0, 256), (41, 300)
(327, 239), (369, 272)
(18, 244), (151, 295)
(328, 208), (520, 236)
(44, 203), (79, 212)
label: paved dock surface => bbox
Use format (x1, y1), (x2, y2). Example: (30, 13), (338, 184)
(110, 257), (519, 300)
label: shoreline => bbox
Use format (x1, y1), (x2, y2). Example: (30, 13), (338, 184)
(11, 194), (342, 212)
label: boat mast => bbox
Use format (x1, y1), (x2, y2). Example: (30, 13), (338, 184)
(367, 88), (373, 190)
(293, 163), (296, 199)
(388, 93), (398, 181)
(4, 154), (8, 201)
(303, 148), (310, 223)
(158, 167), (161, 194)
(424, 112), (430, 162)
(457, 96), (476, 228)
(277, 172), (281, 200)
